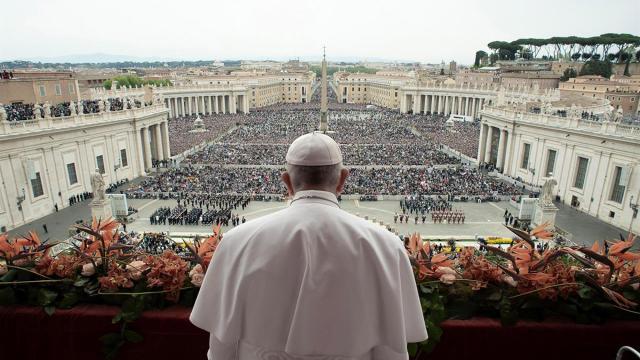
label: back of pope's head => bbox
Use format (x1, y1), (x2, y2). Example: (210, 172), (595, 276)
(282, 132), (348, 195)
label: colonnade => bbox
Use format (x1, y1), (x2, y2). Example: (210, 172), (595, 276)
(137, 121), (171, 173)
(164, 94), (249, 118)
(403, 93), (487, 118)
(478, 122), (512, 172)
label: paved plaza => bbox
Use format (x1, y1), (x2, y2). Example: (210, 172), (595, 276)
(8, 189), (630, 247)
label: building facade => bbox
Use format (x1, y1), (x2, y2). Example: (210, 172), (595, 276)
(0, 103), (170, 231)
(478, 102), (639, 233)
(0, 71), (81, 105)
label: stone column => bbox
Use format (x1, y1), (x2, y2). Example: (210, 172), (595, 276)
(207, 96), (212, 115)
(161, 121), (170, 159)
(478, 123), (487, 162)
(221, 95), (226, 113)
(496, 129), (506, 170)
(243, 95), (249, 114)
(484, 126), (494, 164)
(230, 94), (237, 114)
(470, 98), (475, 118)
(503, 130), (513, 174)
(154, 124), (164, 161)
(430, 95), (436, 114)
(142, 127), (152, 170)
(187, 97), (192, 115)
(136, 128), (146, 176)
(214, 96), (219, 114)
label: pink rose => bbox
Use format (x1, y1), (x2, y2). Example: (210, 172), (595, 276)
(435, 266), (457, 276)
(126, 260), (148, 281)
(0, 263), (7, 276)
(81, 263), (96, 277)
(501, 274), (518, 287)
(439, 273), (456, 285)
(191, 273), (204, 287)
(189, 264), (204, 277)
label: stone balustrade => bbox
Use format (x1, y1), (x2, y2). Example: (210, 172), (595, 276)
(0, 104), (168, 136)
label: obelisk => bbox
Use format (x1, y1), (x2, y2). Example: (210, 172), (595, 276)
(319, 47), (328, 133)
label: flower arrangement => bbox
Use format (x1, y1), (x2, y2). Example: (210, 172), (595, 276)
(405, 222), (640, 356)
(1, 218), (639, 359)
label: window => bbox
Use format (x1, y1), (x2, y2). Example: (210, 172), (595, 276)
(96, 155), (105, 174)
(573, 157), (589, 189)
(545, 150), (557, 177)
(39, 85), (46, 97)
(521, 143), (531, 169)
(66, 163), (78, 185)
(120, 149), (128, 167)
(55, 84), (62, 96)
(31, 172), (44, 197)
(609, 166), (626, 203)
(68, 83), (75, 94)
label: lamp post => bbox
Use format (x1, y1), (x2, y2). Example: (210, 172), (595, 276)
(629, 195), (638, 235)
(114, 161), (121, 183)
(16, 188), (25, 211)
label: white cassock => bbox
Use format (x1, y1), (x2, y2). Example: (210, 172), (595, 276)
(190, 190), (427, 360)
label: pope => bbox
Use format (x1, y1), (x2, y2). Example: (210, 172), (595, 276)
(190, 132), (427, 359)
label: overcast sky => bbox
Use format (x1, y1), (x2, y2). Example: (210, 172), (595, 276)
(2, 0), (638, 64)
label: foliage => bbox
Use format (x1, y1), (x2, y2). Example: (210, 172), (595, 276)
(485, 34), (640, 62)
(473, 50), (488, 67)
(405, 225), (640, 356)
(311, 65), (378, 78)
(103, 76), (172, 90)
(579, 60), (613, 78)
(1, 219), (639, 359)
(560, 68), (578, 81)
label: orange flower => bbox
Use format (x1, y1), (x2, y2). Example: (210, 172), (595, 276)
(145, 251), (189, 302)
(98, 263), (134, 292)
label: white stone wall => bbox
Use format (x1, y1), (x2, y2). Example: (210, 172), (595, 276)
(481, 108), (640, 233)
(0, 106), (169, 230)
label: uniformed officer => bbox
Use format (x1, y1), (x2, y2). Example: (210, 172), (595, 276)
(191, 132), (427, 360)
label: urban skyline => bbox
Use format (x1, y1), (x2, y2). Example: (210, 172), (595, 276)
(2, 0), (638, 64)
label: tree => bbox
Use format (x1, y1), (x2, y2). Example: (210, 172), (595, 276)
(439, 68), (445, 75)
(581, 53), (592, 60)
(571, 53), (581, 61)
(579, 60), (612, 78)
(474, 50), (488, 67)
(560, 68), (578, 81)
(636, 49), (640, 62)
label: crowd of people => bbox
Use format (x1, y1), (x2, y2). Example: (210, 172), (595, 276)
(412, 115), (480, 158)
(183, 143), (459, 166)
(1, 98), (135, 121)
(136, 232), (189, 256)
(168, 114), (240, 155)
(124, 164), (522, 197)
(148, 194), (251, 227)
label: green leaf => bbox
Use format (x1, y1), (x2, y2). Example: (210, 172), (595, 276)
(100, 333), (122, 346)
(446, 299), (476, 319)
(0, 287), (16, 305)
(407, 343), (418, 356)
(44, 305), (56, 316)
(487, 290), (502, 302)
(124, 329), (143, 343)
(0, 269), (18, 282)
(57, 291), (79, 309)
(112, 312), (123, 324)
(37, 288), (58, 306)
(73, 277), (90, 287)
(577, 287), (593, 299)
